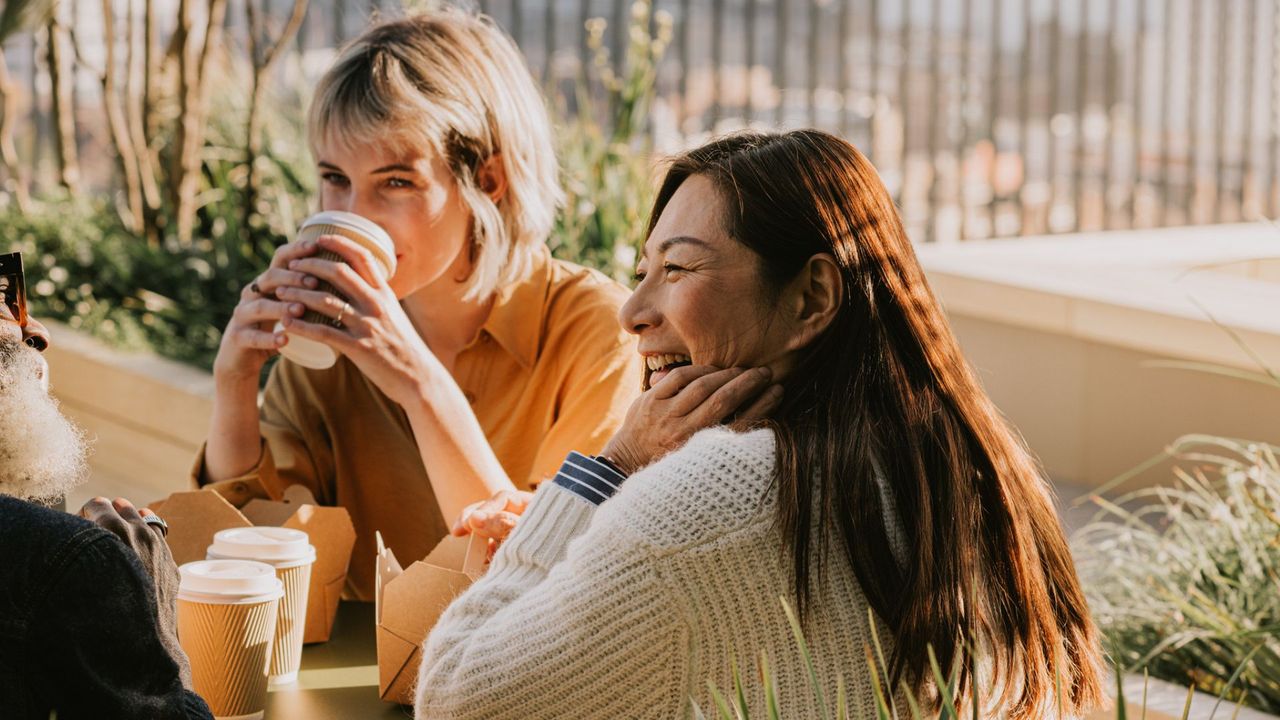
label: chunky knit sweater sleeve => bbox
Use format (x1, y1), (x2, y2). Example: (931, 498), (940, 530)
(414, 452), (693, 720)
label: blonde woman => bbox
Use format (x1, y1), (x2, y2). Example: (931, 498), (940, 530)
(193, 10), (641, 599)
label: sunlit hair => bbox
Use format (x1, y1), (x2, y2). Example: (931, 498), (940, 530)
(648, 130), (1106, 717)
(308, 9), (564, 301)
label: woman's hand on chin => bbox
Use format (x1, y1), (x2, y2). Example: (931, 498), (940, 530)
(276, 233), (436, 407)
(601, 365), (783, 475)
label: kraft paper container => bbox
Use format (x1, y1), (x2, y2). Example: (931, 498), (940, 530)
(149, 485), (355, 644)
(374, 531), (487, 705)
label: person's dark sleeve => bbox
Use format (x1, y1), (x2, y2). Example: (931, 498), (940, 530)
(31, 526), (213, 720)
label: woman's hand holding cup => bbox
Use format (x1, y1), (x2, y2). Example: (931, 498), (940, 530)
(213, 240), (320, 383)
(277, 233), (431, 408)
(600, 365), (783, 476)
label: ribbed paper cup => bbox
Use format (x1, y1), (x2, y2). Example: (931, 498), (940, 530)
(274, 211), (397, 369)
(177, 560), (283, 720)
(207, 527), (317, 687)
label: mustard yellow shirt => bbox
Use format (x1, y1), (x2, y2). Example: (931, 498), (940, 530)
(195, 248), (641, 599)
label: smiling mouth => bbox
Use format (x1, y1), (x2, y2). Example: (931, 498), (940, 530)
(644, 353), (692, 390)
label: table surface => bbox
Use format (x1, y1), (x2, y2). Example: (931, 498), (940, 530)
(264, 601), (411, 720)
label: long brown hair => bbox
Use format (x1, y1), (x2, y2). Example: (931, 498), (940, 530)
(647, 130), (1105, 716)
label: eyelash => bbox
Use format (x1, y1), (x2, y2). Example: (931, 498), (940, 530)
(320, 174), (416, 190)
(633, 263), (686, 283)
(320, 172), (348, 187)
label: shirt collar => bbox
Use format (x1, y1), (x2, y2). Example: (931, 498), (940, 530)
(478, 245), (551, 369)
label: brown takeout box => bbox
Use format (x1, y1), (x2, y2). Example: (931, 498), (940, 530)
(148, 485), (356, 644)
(375, 531), (487, 705)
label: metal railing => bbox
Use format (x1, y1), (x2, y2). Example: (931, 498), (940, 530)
(476, 0), (1280, 243)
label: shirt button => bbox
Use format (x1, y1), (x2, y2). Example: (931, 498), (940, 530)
(233, 482), (248, 494)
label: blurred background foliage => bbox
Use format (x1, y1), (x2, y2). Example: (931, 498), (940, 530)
(4, 0), (661, 370)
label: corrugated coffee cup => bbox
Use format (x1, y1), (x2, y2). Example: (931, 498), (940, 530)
(207, 527), (316, 687)
(177, 560), (283, 720)
(274, 210), (397, 369)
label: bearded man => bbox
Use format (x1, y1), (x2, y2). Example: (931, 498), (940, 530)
(0, 284), (213, 719)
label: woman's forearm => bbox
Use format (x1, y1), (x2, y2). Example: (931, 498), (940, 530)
(402, 356), (516, 523)
(203, 373), (265, 483)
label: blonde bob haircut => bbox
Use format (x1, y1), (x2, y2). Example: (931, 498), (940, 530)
(308, 9), (564, 302)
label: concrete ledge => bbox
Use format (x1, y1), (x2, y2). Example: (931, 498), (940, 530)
(43, 320), (214, 508)
(917, 223), (1280, 489)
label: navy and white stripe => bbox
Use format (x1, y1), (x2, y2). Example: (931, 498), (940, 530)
(551, 451), (628, 505)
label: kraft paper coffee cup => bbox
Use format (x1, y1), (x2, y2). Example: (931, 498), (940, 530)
(177, 560), (283, 720)
(275, 210), (397, 369)
(207, 527), (317, 687)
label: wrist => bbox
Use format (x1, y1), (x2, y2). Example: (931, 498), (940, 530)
(600, 437), (643, 476)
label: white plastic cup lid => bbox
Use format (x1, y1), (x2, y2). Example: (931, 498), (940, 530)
(207, 527), (317, 566)
(300, 210), (396, 277)
(178, 560), (284, 602)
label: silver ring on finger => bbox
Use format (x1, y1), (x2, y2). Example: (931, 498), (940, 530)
(142, 514), (169, 537)
(336, 301), (351, 325)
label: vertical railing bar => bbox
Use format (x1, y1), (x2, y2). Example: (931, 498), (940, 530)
(777, 0), (789, 126)
(956, 0), (974, 240)
(1130, 0), (1147, 228)
(746, 0), (758, 125)
(1047, 0), (1062, 228)
(900, 0), (913, 210)
(838, 0), (850, 138)
(870, 0), (881, 163)
(1186, 0), (1200, 225)
(1101, 0), (1119, 229)
(925, 0), (944, 241)
(613, 0), (626, 71)
(1072, 0), (1091, 232)
(1017, 0), (1033, 235)
(1212, 0), (1231, 222)
(511, 0), (523, 49)
(808, 0), (821, 128)
(1159, 0), (1175, 225)
(544, 0), (556, 82)
(711, 0), (725, 129)
(1270, 0), (1280, 219)
(1241, 0), (1258, 218)
(987, 0), (1003, 235)
(679, 0), (692, 133)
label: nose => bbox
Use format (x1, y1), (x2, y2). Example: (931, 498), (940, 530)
(23, 318), (50, 352)
(618, 284), (659, 336)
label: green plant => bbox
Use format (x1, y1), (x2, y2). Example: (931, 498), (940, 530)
(548, 0), (672, 283)
(693, 600), (1257, 720)
(4, 78), (312, 370)
(1072, 434), (1280, 713)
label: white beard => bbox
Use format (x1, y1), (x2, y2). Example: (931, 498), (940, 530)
(0, 340), (89, 503)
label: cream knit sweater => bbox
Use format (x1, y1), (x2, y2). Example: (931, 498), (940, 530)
(415, 426), (893, 719)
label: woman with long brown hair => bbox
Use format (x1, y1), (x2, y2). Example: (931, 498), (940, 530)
(417, 129), (1106, 719)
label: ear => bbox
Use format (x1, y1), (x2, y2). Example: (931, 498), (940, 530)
(475, 153), (509, 204)
(782, 253), (842, 352)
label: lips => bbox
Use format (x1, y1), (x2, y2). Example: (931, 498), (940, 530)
(643, 353), (692, 389)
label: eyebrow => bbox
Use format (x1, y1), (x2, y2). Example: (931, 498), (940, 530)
(653, 236), (712, 255)
(316, 161), (420, 174)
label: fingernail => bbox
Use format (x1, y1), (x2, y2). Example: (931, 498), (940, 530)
(289, 260), (300, 269)
(303, 276), (318, 288)
(770, 385), (784, 397)
(291, 303), (304, 314)
(756, 366), (772, 378)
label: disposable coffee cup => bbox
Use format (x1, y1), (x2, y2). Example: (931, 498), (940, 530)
(207, 527), (317, 687)
(274, 210), (397, 369)
(177, 560), (283, 720)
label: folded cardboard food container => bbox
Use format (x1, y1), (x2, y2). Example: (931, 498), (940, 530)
(375, 531), (487, 705)
(148, 485), (356, 644)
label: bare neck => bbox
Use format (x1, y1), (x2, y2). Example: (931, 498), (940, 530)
(401, 282), (494, 368)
